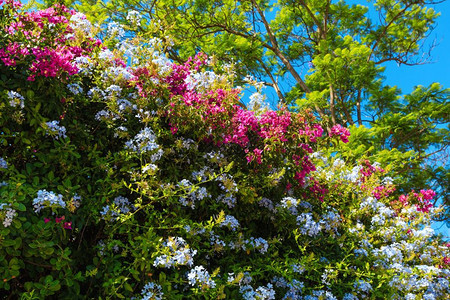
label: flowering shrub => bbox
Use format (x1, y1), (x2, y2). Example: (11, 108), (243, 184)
(0, 1), (448, 298)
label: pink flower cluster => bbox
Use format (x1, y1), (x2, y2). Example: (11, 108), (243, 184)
(44, 215), (72, 229)
(443, 257), (450, 265)
(0, 2), (100, 81)
(0, 42), (30, 66)
(22, 4), (73, 27)
(360, 160), (384, 179)
(329, 124), (350, 143)
(27, 46), (80, 81)
(372, 185), (396, 200)
(258, 109), (292, 142)
(149, 54), (329, 197)
(223, 109), (259, 147)
(396, 189), (435, 213)
(414, 189), (435, 213)
(0, 0), (22, 8)
(299, 124), (323, 142)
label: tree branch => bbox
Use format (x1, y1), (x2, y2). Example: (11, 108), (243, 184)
(250, 0), (327, 119)
(256, 57), (286, 103)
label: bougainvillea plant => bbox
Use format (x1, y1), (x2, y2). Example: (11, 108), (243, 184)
(0, 1), (448, 298)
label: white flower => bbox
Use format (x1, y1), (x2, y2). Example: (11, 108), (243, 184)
(70, 12), (92, 35)
(45, 120), (67, 139)
(126, 10), (141, 25)
(7, 91), (25, 108)
(107, 21), (125, 39)
(186, 265), (216, 289)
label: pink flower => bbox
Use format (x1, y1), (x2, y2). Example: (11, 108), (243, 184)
(286, 183), (292, 191)
(44, 218), (51, 223)
(63, 222), (72, 230)
(253, 148), (263, 164)
(399, 194), (408, 206)
(420, 189), (436, 201)
(329, 124), (350, 143)
(55, 216), (65, 223)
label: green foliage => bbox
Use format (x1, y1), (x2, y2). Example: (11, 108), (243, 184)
(0, 1), (449, 299)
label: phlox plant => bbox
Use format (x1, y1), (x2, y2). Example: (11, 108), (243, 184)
(0, 1), (448, 299)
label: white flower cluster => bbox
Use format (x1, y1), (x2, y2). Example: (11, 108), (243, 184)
(271, 277), (304, 300)
(354, 279), (372, 294)
(314, 156), (365, 184)
(153, 237), (197, 268)
(177, 179), (210, 209)
(342, 293), (359, 300)
(0, 157), (7, 169)
(142, 163), (158, 173)
(74, 56), (93, 75)
(117, 40), (138, 63)
(191, 166), (213, 182)
(106, 21), (125, 39)
(258, 197), (276, 213)
(320, 209), (342, 234)
(216, 194), (237, 208)
(125, 127), (159, 154)
(186, 265), (216, 289)
(219, 215), (240, 231)
(126, 10), (141, 26)
(248, 92), (268, 112)
(209, 233), (226, 248)
(342, 165), (362, 182)
(204, 150), (225, 162)
(180, 138), (196, 150)
(303, 290), (338, 300)
(242, 237), (269, 254)
(289, 263), (304, 275)
(67, 83), (83, 95)
(69, 12), (92, 35)
(105, 84), (122, 96)
(215, 174), (238, 208)
(296, 213), (321, 237)
(103, 65), (135, 81)
(7, 90), (24, 108)
(240, 283), (276, 300)
(140, 282), (163, 300)
(151, 52), (172, 75)
(33, 190), (65, 213)
(346, 191), (450, 298)
(95, 109), (120, 121)
(185, 71), (222, 91)
(280, 197), (302, 215)
(71, 194), (82, 210)
(0, 203), (17, 227)
(116, 98), (134, 113)
(98, 48), (114, 60)
(45, 120), (67, 139)
(279, 197), (313, 214)
(100, 196), (134, 221)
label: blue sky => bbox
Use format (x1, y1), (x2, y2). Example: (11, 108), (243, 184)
(383, 1), (450, 93)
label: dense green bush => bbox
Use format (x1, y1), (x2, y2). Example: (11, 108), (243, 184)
(0, 1), (448, 299)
